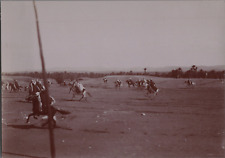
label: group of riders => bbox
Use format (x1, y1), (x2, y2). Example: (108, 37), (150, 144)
(2, 77), (196, 101)
(2, 77), (197, 125)
(112, 78), (159, 95)
(1, 79), (57, 117)
(1, 80), (22, 92)
(2, 77), (197, 112)
(112, 77), (195, 95)
(128, 78), (159, 95)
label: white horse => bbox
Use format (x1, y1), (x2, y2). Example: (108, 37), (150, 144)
(69, 82), (91, 101)
(2, 82), (9, 90)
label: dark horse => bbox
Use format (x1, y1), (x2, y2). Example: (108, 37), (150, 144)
(9, 83), (18, 92)
(185, 80), (196, 87)
(26, 92), (70, 127)
(126, 79), (136, 87)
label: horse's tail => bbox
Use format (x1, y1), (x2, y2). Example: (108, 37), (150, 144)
(55, 107), (71, 115)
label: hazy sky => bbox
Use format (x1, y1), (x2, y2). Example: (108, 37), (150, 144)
(1, 0), (225, 72)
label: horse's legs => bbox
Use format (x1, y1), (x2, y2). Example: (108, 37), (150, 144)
(146, 88), (155, 98)
(79, 94), (84, 101)
(154, 89), (159, 96)
(26, 113), (34, 123)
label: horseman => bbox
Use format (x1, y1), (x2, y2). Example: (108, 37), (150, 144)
(39, 90), (55, 113)
(28, 80), (42, 112)
(32, 92), (42, 114)
(103, 78), (107, 83)
(4, 82), (9, 90)
(9, 82), (17, 92)
(36, 81), (50, 112)
(146, 79), (158, 95)
(30, 89), (55, 114)
(187, 79), (192, 85)
(115, 79), (122, 87)
(63, 81), (67, 86)
(69, 80), (88, 101)
(126, 78), (134, 87)
(142, 78), (147, 86)
(26, 79), (41, 103)
(69, 80), (78, 93)
(14, 79), (20, 90)
(36, 80), (45, 91)
(136, 78), (145, 87)
(29, 80), (40, 95)
(150, 79), (158, 91)
(26, 90), (69, 125)
(185, 79), (195, 87)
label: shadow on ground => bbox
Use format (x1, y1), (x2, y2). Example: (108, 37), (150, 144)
(6, 124), (72, 130)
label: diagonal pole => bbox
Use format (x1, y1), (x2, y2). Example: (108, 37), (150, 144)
(33, 1), (56, 158)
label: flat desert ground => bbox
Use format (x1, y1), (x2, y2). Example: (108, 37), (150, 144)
(2, 75), (225, 158)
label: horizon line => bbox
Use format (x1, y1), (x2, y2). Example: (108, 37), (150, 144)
(2, 65), (225, 74)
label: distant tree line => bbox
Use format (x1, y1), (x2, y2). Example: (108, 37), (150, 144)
(160, 65), (225, 79)
(2, 65), (224, 84)
(2, 71), (107, 84)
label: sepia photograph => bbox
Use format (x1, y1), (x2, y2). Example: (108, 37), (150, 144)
(1, 0), (225, 158)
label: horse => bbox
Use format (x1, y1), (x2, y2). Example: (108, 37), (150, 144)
(135, 80), (142, 87)
(8, 81), (23, 92)
(69, 82), (91, 101)
(63, 81), (67, 86)
(136, 79), (147, 88)
(103, 78), (108, 83)
(2, 82), (9, 90)
(14, 80), (21, 90)
(126, 79), (135, 87)
(9, 83), (18, 92)
(115, 80), (122, 88)
(26, 93), (70, 127)
(185, 80), (196, 87)
(145, 82), (159, 96)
